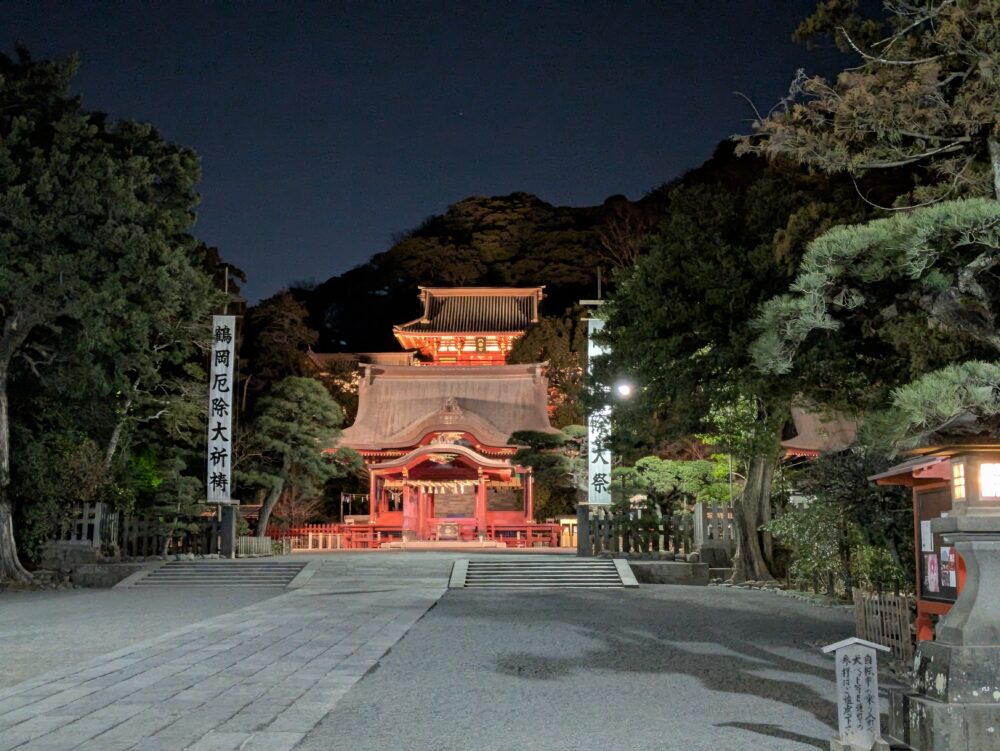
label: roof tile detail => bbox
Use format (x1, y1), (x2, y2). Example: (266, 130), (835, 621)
(395, 287), (543, 334)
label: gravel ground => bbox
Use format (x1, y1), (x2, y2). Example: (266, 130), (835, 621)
(0, 587), (284, 689)
(306, 584), (858, 751)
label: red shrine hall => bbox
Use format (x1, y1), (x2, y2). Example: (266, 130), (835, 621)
(326, 287), (559, 545)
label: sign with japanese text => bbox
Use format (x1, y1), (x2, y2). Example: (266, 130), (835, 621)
(206, 315), (235, 503)
(821, 638), (888, 750)
(587, 317), (612, 505)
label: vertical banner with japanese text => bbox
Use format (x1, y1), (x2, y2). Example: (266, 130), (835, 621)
(207, 315), (235, 503)
(587, 317), (612, 504)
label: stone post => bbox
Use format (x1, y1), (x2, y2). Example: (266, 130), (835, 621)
(220, 505), (236, 559)
(577, 503), (591, 557)
(693, 501), (706, 550)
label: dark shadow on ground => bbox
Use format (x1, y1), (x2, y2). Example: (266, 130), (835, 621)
(716, 721), (827, 749)
(441, 587), (848, 728)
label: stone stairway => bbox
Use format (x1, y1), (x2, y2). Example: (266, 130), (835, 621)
(129, 560), (306, 588)
(454, 558), (635, 588)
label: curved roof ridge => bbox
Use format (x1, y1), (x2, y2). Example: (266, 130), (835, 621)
(368, 443), (514, 471)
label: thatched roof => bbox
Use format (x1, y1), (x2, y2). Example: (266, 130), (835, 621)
(339, 363), (556, 450)
(781, 406), (858, 457)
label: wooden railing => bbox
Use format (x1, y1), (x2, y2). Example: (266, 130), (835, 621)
(576, 503), (700, 557)
(236, 535), (273, 557)
(53, 502), (118, 550)
(853, 587), (914, 663)
(272, 522), (561, 550)
(120, 517), (221, 557)
(488, 524), (559, 548)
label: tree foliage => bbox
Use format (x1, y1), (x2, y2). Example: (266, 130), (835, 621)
(508, 306), (588, 428)
(765, 449), (912, 587)
(239, 377), (347, 535)
(613, 455), (733, 510)
(741, 0), (1000, 203)
(753, 198), (1000, 451)
(510, 426), (586, 521)
(241, 291), (319, 410)
(0, 48), (223, 580)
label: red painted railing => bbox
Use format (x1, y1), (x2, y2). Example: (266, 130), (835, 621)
(269, 522), (562, 550)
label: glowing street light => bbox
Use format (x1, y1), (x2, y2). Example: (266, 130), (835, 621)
(614, 381), (634, 399)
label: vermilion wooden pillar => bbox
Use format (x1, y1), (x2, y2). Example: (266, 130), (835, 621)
(524, 469), (534, 522)
(475, 475), (487, 536)
(417, 487), (429, 539)
(368, 470), (378, 522)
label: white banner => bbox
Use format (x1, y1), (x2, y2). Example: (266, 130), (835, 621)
(207, 315), (235, 503)
(587, 318), (612, 504)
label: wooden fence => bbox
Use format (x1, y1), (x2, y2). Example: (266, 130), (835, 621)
(577, 503), (695, 557)
(54, 502), (118, 550)
(236, 536), (273, 557)
(853, 587), (914, 663)
(576, 501), (738, 558)
(120, 517), (221, 557)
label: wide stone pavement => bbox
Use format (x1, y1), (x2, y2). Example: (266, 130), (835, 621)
(0, 554), (453, 751)
(1, 553), (866, 750)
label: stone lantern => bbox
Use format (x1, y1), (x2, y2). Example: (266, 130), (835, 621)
(888, 445), (1000, 750)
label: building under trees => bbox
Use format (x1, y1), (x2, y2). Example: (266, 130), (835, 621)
(322, 287), (561, 545)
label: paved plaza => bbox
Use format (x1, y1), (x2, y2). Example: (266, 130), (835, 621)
(0, 554), (862, 750)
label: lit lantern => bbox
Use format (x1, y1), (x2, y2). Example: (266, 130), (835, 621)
(951, 459), (966, 502)
(978, 461), (1000, 501)
(947, 450), (1000, 515)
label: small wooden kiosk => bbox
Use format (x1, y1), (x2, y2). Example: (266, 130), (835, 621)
(878, 442), (1000, 749)
(871, 447), (983, 641)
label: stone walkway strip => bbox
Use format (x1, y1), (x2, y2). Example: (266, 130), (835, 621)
(0, 580), (445, 750)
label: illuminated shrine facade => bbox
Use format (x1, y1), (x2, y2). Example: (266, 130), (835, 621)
(393, 286), (544, 366)
(334, 287), (556, 540)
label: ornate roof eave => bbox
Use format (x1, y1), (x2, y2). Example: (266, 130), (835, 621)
(393, 326), (528, 338)
(368, 443), (515, 472)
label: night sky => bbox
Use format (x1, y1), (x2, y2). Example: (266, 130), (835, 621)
(8, 1), (847, 302)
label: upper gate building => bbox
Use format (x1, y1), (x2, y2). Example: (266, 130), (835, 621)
(330, 287), (557, 541)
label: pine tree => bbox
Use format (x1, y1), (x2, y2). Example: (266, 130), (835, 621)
(239, 377), (347, 536)
(741, 0), (1000, 203)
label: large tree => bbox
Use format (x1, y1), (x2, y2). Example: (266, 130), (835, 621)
(596, 144), (881, 582)
(0, 49), (220, 581)
(752, 198), (1000, 450)
(745, 1), (1000, 453)
(510, 426), (587, 521)
(240, 291), (318, 411)
(239, 377), (347, 536)
(742, 0), (1000, 203)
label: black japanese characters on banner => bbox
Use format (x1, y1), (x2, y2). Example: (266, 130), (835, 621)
(587, 317), (612, 504)
(207, 315), (236, 502)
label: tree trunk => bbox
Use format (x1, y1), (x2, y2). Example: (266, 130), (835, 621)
(0, 363), (31, 583)
(729, 454), (777, 584)
(104, 395), (133, 471)
(990, 137), (1000, 202)
(256, 481), (284, 537)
